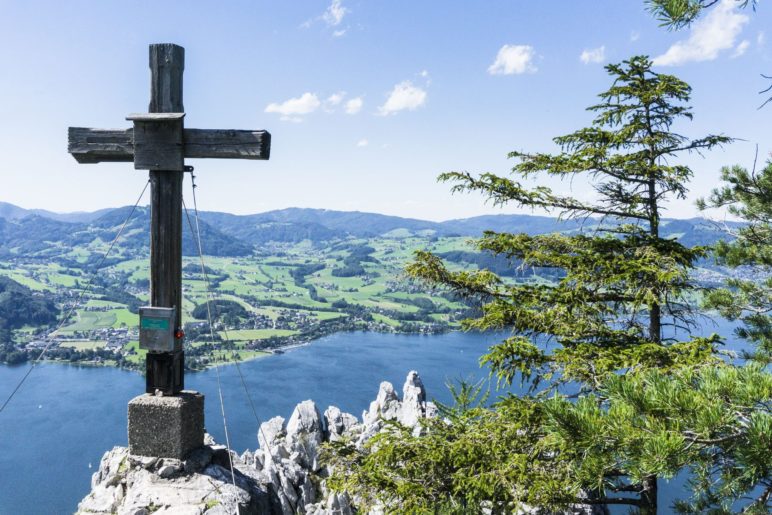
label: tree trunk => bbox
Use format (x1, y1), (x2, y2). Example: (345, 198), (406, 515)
(640, 476), (658, 514)
(649, 303), (661, 342)
(647, 176), (661, 345)
(644, 169), (660, 513)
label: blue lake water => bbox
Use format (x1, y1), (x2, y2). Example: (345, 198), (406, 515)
(0, 320), (743, 514)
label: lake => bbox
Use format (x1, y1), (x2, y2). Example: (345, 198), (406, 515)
(0, 319), (743, 514)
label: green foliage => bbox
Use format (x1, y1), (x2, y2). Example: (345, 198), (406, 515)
(545, 364), (772, 513)
(332, 245), (378, 277)
(699, 161), (772, 364)
(645, 0), (755, 30)
(190, 299), (247, 325)
(326, 365), (771, 513)
(700, 163), (772, 267)
(325, 386), (580, 514)
(437, 249), (564, 280)
(0, 276), (58, 364)
(0, 276), (58, 330)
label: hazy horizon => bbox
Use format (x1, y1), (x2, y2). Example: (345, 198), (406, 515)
(0, 197), (743, 224)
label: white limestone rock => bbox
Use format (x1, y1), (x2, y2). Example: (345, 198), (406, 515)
(90, 447), (127, 489)
(117, 506), (150, 515)
(77, 444), (272, 514)
(305, 491), (354, 515)
(398, 370), (426, 427)
(323, 406), (359, 441)
(286, 400), (324, 471)
(425, 401), (439, 419)
(259, 416), (286, 456)
(79, 482), (125, 514)
(326, 492), (353, 514)
(362, 381), (400, 426)
(183, 446), (213, 474)
(152, 506), (202, 515)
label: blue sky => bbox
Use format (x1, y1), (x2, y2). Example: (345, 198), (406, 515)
(0, 0), (769, 220)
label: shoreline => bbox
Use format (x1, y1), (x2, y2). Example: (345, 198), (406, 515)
(1, 312), (736, 373)
(9, 328), (449, 373)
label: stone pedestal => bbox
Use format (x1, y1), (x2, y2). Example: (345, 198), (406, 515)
(128, 390), (204, 459)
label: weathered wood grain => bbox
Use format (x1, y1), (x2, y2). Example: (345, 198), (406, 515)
(67, 127), (133, 163)
(184, 129), (271, 160)
(68, 127), (272, 163)
(133, 119), (184, 171)
(149, 44), (184, 113)
(148, 43), (185, 394)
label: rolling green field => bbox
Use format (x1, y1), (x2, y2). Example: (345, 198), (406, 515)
(2, 232), (602, 370)
(2, 235), (485, 367)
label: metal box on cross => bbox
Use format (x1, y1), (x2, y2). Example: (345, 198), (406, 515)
(139, 306), (177, 352)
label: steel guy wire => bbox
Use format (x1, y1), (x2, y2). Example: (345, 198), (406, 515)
(182, 196), (238, 490)
(183, 171), (312, 479)
(183, 172), (272, 451)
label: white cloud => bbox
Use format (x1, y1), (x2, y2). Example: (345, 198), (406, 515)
(356, 139), (368, 147)
(378, 81), (427, 116)
(732, 39), (750, 57)
(653, 0), (749, 66)
(758, 31), (766, 46)
(327, 92), (345, 106)
(580, 46), (606, 64)
(301, 0), (349, 34)
(487, 45), (537, 75)
(265, 92), (321, 121)
(345, 97), (363, 114)
(324, 92), (346, 112)
(323, 0), (348, 26)
(630, 30), (640, 42)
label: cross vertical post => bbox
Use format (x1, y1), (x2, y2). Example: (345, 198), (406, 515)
(146, 43), (185, 395)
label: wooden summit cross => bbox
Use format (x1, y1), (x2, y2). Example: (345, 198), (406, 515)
(68, 43), (271, 397)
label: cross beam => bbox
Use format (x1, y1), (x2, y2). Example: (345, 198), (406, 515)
(68, 127), (271, 164)
(68, 43), (271, 395)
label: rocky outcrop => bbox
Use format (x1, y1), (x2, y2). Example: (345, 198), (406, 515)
(78, 371), (434, 515)
(237, 371), (437, 515)
(78, 370), (607, 515)
(77, 444), (273, 514)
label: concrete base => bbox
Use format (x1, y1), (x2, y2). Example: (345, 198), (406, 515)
(128, 390), (204, 460)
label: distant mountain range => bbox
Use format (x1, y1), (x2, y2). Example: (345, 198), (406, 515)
(0, 201), (740, 257)
(0, 202), (113, 224)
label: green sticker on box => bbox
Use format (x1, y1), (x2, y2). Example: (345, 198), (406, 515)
(141, 317), (169, 330)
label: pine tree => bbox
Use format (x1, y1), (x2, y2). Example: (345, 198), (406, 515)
(327, 57), (732, 512)
(411, 55), (728, 389)
(411, 55), (730, 512)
